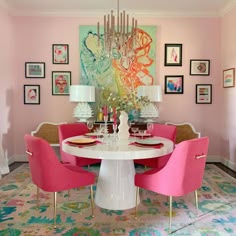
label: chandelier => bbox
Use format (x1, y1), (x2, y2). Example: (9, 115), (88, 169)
(97, 0), (138, 58)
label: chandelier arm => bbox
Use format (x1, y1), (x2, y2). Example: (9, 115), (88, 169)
(97, 0), (138, 57)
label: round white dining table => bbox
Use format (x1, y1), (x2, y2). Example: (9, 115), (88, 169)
(62, 136), (174, 210)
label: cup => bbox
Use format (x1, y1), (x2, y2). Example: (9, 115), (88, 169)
(139, 130), (146, 139)
(147, 122), (154, 134)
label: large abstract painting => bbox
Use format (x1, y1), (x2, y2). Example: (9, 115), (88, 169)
(79, 25), (156, 97)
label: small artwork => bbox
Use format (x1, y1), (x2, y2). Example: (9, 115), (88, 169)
(196, 84), (212, 104)
(52, 71), (71, 95)
(164, 44), (182, 66)
(25, 62), (45, 78)
(190, 60), (210, 76)
(164, 75), (184, 94)
(223, 68), (235, 88)
(24, 85), (40, 105)
(52, 44), (69, 64)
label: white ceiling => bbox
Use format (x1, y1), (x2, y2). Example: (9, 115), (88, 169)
(2, 0), (236, 17)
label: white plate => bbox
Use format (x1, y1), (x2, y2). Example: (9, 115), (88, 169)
(135, 139), (161, 146)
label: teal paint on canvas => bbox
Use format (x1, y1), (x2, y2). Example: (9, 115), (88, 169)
(79, 25), (157, 96)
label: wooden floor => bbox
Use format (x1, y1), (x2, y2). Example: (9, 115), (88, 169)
(3, 161), (236, 179)
(214, 162), (236, 178)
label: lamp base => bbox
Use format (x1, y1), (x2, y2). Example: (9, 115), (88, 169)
(73, 102), (94, 122)
(74, 117), (91, 122)
(140, 103), (159, 120)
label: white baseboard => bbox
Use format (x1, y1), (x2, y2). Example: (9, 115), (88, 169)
(10, 146), (61, 163)
(221, 159), (236, 172)
(8, 154), (236, 172)
(11, 154), (27, 163)
(204, 155), (236, 172)
(206, 155), (223, 163)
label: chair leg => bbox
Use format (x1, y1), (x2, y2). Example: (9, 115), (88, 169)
(36, 186), (39, 208)
(135, 187), (139, 220)
(53, 192), (57, 229)
(169, 196), (172, 234)
(90, 185), (95, 218)
(194, 190), (199, 215)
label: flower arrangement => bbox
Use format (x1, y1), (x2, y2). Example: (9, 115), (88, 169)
(101, 88), (150, 113)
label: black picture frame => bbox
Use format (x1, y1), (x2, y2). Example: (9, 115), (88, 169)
(52, 44), (69, 64)
(164, 75), (184, 94)
(25, 62), (45, 78)
(196, 84), (212, 104)
(190, 60), (210, 76)
(24, 85), (40, 105)
(52, 71), (71, 95)
(164, 44), (182, 66)
(223, 68), (235, 88)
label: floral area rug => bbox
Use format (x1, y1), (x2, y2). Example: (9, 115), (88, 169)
(0, 163), (236, 236)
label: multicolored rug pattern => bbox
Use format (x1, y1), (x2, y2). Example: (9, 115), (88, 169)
(0, 163), (236, 236)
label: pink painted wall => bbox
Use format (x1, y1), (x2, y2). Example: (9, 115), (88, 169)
(0, 6), (235, 168)
(221, 7), (236, 168)
(0, 8), (15, 165)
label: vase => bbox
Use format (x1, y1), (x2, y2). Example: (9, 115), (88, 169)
(118, 111), (130, 140)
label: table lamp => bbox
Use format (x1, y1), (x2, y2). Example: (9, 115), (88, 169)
(137, 85), (162, 121)
(69, 85), (95, 122)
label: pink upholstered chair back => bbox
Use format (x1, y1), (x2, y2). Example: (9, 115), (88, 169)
(58, 123), (100, 166)
(59, 123), (88, 139)
(135, 137), (209, 196)
(165, 136), (209, 195)
(151, 123), (176, 142)
(134, 123), (177, 169)
(58, 123), (88, 165)
(24, 134), (95, 192)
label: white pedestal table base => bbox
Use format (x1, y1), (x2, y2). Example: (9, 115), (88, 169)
(95, 159), (140, 210)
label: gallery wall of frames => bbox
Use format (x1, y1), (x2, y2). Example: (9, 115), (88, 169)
(23, 44), (70, 105)
(23, 42), (235, 105)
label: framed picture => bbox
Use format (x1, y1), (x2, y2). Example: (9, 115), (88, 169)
(164, 75), (184, 94)
(25, 62), (45, 78)
(52, 44), (69, 64)
(223, 68), (235, 88)
(52, 71), (71, 95)
(24, 85), (40, 105)
(164, 44), (182, 66)
(196, 84), (212, 104)
(190, 60), (210, 76)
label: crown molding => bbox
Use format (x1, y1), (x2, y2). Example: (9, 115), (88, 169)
(7, 8), (223, 18)
(5, 0), (236, 18)
(221, 0), (236, 16)
(0, 0), (8, 9)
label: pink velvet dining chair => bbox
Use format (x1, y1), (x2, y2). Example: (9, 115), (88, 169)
(134, 136), (209, 233)
(24, 134), (96, 228)
(134, 123), (177, 169)
(58, 123), (101, 167)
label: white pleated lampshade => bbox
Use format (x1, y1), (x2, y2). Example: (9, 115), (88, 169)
(70, 85), (95, 102)
(137, 85), (162, 102)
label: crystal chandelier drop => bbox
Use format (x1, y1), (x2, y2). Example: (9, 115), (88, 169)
(97, 0), (138, 58)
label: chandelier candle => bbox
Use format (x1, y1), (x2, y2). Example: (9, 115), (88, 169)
(97, 0), (138, 57)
